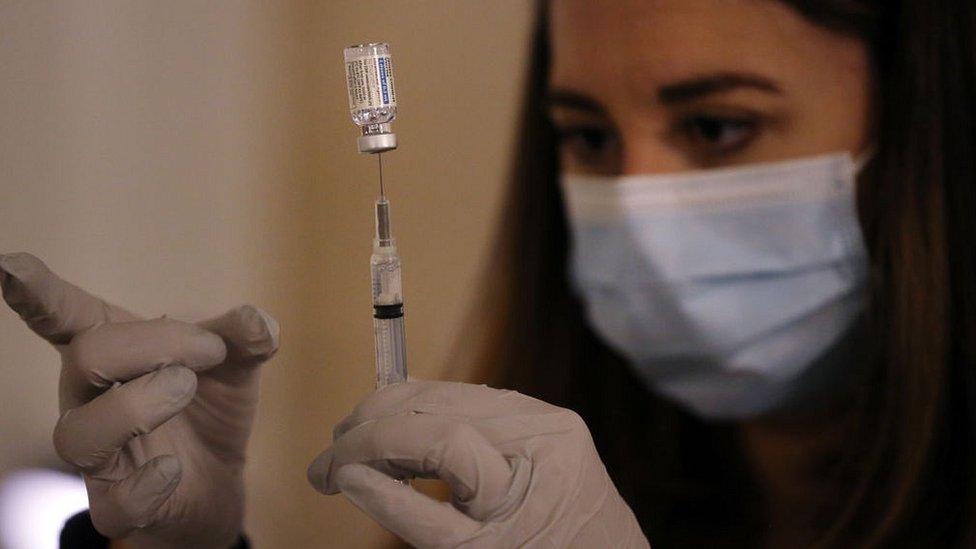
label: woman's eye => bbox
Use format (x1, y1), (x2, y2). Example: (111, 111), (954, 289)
(554, 126), (619, 169)
(677, 115), (759, 155)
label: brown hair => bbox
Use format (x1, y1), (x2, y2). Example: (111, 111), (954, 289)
(476, 0), (976, 546)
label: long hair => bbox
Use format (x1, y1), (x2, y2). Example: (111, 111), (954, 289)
(476, 0), (976, 546)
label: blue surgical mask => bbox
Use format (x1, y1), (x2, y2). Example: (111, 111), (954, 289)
(560, 153), (870, 419)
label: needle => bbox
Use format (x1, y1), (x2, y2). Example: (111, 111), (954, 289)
(378, 152), (385, 198)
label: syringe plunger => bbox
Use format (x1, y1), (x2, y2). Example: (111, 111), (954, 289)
(375, 197), (392, 244)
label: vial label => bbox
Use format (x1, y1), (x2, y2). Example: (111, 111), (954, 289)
(345, 53), (397, 112)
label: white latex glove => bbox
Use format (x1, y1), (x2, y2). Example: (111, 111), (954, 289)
(0, 253), (280, 549)
(307, 380), (650, 548)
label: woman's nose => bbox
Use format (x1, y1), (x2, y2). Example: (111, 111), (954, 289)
(617, 137), (691, 176)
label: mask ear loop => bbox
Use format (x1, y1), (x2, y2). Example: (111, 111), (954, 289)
(842, 148), (873, 280)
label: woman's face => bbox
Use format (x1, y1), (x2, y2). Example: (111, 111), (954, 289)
(548, 0), (873, 175)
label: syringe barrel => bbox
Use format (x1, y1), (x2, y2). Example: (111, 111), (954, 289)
(373, 315), (407, 387)
(370, 198), (406, 386)
(371, 249), (407, 387)
(370, 247), (402, 305)
(370, 248), (406, 386)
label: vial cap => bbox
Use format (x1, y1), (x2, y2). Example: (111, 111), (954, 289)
(358, 133), (398, 154)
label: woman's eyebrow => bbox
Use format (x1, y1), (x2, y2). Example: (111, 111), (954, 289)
(545, 89), (607, 114)
(546, 74), (780, 113)
(658, 72), (782, 104)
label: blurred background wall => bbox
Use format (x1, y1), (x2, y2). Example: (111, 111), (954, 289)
(0, 1), (533, 546)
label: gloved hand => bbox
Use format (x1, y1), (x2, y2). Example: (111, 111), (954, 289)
(0, 253), (280, 549)
(307, 380), (650, 548)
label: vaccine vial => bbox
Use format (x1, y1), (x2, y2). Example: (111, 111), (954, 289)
(344, 42), (398, 153)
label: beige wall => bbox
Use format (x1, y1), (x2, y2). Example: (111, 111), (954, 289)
(0, 1), (533, 546)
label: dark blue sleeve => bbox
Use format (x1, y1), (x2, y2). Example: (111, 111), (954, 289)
(60, 511), (250, 548)
(60, 511), (107, 548)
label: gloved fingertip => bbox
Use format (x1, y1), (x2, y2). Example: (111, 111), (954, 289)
(307, 449), (336, 495)
(0, 252), (41, 280)
(333, 464), (416, 519)
(204, 304), (281, 364)
(193, 329), (229, 366)
(333, 463), (372, 494)
(254, 306), (281, 351)
(153, 364), (198, 401)
(237, 304), (281, 360)
(0, 264), (10, 294)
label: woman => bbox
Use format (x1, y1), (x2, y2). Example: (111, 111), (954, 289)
(485, 0), (976, 546)
(321, 0), (976, 545)
(3, 0), (974, 547)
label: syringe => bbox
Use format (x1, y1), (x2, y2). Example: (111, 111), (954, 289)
(343, 42), (407, 388)
(370, 153), (407, 387)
